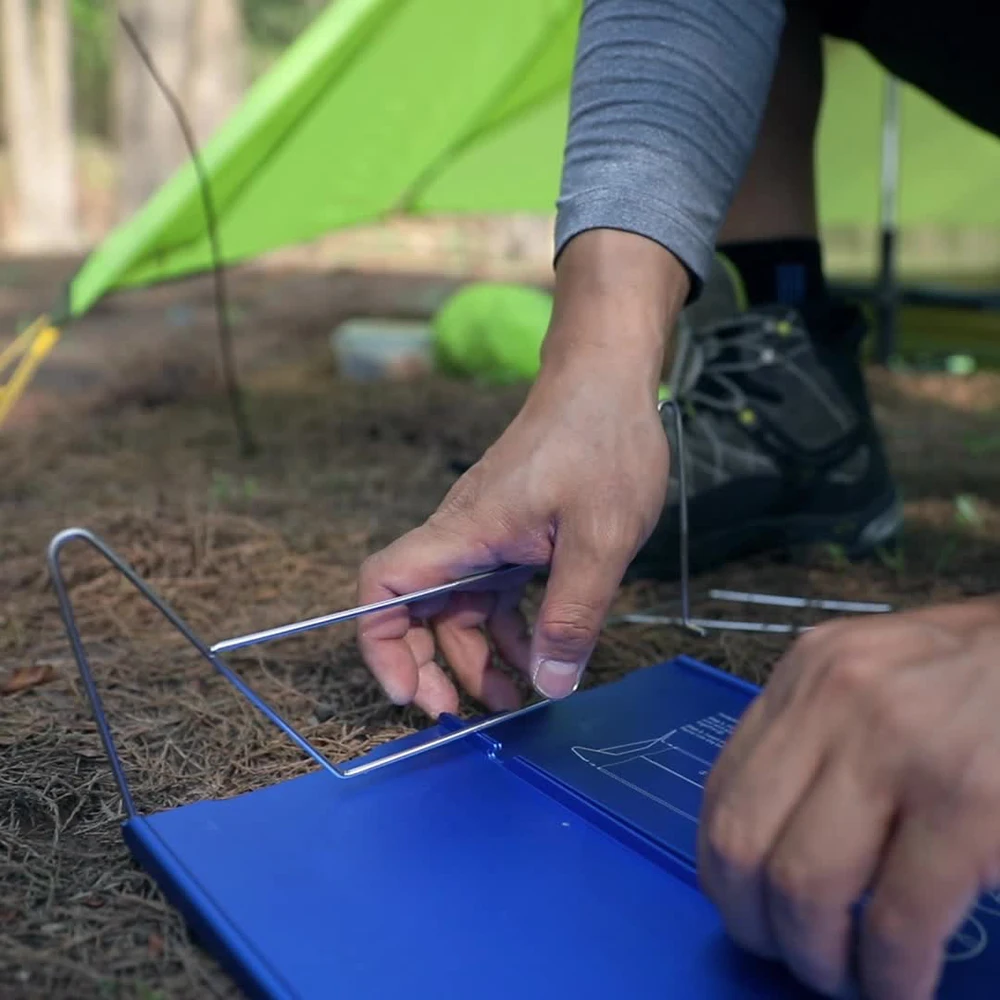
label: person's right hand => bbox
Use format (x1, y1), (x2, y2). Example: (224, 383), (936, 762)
(356, 231), (689, 718)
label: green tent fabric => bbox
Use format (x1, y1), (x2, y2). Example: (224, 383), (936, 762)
(65, 0), (1000, 320)
(817, 44), (1000, 229)
(66, 0), (578, 318)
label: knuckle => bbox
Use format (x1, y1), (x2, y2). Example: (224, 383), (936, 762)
(540, 603), (599, 649)
(766, 853), (820, 910)
(820, 646), (880, 704)
(865, 897), (912, 953)
(866, 680), (926, 748)
(791, 619), (840, 655)
(916, 743), (999, 811)
(430, 498), (534, 558)
(703, 805), (765, 882)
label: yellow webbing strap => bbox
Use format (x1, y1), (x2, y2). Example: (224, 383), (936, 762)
(0, 315), (61, 430)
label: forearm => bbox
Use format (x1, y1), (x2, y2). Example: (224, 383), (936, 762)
(541, 229), (687, 395)
(555, 0), (785, 293)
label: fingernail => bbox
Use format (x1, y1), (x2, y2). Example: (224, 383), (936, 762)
(385, 684), (412, 707)
(532, 658), (582, 699)
(381, 674), (415, 707)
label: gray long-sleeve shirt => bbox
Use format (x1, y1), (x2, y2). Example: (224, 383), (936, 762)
(555, 0), (785, 294)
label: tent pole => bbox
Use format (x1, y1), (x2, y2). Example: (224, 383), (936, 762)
(875, 74), (901, 366)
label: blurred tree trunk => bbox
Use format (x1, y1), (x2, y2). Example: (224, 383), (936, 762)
(115, 0), (246, 221)
(39, 0), (78, 246)
(115, 0), (197, 219)
(188, 0), (246, 146)
(0, 0), (43, 247)
(1, 0), (78, 250)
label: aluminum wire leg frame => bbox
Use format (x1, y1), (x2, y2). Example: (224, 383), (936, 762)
(619, 401), (894, 636)
(48, 528), (548, 818)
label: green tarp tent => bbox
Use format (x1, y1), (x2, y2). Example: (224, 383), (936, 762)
(63, 0), (1000, 321)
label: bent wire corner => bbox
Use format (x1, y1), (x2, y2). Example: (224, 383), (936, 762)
(47, 527), (343, 818)
(652, 400), (892, 634)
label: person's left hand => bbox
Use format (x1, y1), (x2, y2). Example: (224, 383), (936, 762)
(697, 597), (1000, 1000)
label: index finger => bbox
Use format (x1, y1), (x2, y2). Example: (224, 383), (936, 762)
(356, 523), (527, 708)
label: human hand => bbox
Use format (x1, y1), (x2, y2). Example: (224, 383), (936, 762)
(697, 597), (1000, 999)
(356, 231), (687, 718)
(355, 352), (669, 716)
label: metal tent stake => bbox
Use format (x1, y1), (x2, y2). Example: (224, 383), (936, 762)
(668, 398), (706, 636)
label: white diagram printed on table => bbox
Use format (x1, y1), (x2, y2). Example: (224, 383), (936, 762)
(571, 713), (738, 825)
(947, 914), (989, 963)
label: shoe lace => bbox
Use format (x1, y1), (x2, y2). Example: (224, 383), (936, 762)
(674, 312), (783, 417)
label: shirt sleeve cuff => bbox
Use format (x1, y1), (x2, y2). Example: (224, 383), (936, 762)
(554, 191), (712, 304)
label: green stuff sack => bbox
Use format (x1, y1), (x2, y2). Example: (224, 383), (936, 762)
(432, 282), (552, 383)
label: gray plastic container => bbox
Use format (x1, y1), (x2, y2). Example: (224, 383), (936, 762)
(330, 318), (434, 381)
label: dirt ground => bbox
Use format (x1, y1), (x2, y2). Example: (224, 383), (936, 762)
(1, 256), (999, 999)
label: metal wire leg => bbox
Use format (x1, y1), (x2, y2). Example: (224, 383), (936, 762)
(660, 399), (706, 637)
(48, 528), (344, 815)
(48, 528), (549, 812)
(707, 590), (891, 614)
(211, 564), (529, 654)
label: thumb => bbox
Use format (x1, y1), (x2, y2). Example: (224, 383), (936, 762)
(530, 523), (629, 699)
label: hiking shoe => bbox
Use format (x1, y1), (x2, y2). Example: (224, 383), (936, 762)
(626, 300), (903, 582)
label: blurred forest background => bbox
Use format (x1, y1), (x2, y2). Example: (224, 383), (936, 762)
(0, 0), (327, 251)
(2, 1), (999, 283)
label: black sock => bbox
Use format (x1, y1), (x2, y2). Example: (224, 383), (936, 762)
(718, 238), (827, 309)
